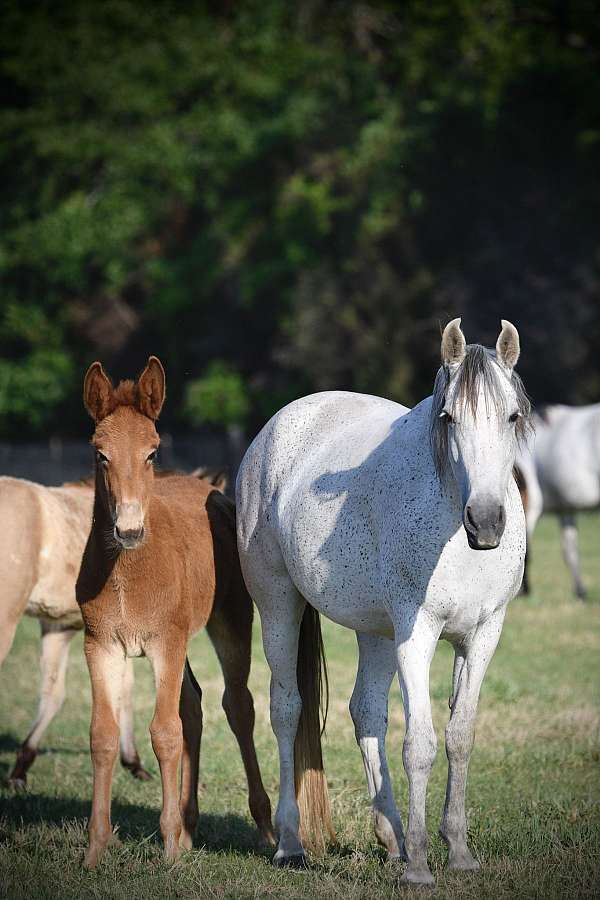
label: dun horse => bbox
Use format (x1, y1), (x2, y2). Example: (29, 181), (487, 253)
(0, 475), (148, 786)
(516, 403), (600, 598)
(77, 357), (274, 867)
(236, 319), (530, 885)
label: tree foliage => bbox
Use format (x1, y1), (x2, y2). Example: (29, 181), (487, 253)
(1, 0), (598, 437)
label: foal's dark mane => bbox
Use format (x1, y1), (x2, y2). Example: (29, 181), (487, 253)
(430, 344), (531, 479)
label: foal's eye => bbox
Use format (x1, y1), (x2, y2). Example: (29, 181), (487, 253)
(508, 411), (521, 424)
(146, 450), (157, 463)
(96, 451), (109, 466)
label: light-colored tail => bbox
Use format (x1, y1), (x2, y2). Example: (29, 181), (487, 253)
(294, 604), (335, 851)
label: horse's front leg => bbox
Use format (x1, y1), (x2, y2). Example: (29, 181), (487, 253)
(83, 637), (127, 868)
(147, 638), (186, 863)
(559, 514), (586, 599)
(395, 613), (439, 885)
(440, 607), (506, 870)
(349, 632), (405, 860)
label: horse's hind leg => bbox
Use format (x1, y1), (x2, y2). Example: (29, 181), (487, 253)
(9, 621), (76, 788)
(559, 514), (586, 599)
(440, 608), (506, 871)
(119, 658), (152, 781)
(349, 632), (405, 860)
(207, 597), (275, 846)
(178, 658), (203, 850)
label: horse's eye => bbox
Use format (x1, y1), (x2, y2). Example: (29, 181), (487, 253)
(440, 410), (454, 424)
(508, 411), (521, 424)
(96, 451), (109, 466)
(146, 450), (157, 463)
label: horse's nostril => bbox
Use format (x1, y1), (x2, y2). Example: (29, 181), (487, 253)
(465, 506), (476, 529)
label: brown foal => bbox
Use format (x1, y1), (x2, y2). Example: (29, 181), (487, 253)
(76, 357), (274, 868)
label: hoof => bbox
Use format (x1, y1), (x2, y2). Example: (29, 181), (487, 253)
(122, 759), (153, 781)
(400, 866), (435, 886)
(273, 850), (308, 869)
(259, 825), (278, 849)
(7, 776), (27, 792)
(448, 854), (480, 872)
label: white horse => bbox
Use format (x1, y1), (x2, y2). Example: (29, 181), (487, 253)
(236, 319), (530, 885)
(516, 404), (600, 598)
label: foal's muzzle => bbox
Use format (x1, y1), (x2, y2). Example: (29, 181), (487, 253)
(463, 496), (506, 550)
(114, 501), (145, 549)
(114, 524), (145, 549)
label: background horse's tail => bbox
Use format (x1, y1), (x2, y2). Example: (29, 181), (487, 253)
(294, 604), (336, 851)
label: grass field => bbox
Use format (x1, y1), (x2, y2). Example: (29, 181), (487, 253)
(1, 514), (599, 899)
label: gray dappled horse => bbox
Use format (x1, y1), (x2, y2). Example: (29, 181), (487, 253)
(236, 318), (530, 885)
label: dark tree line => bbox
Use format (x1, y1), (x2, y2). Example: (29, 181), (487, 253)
(1, 0), (598, 440)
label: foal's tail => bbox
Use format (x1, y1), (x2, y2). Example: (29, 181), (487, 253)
(294, 604), (336, 851)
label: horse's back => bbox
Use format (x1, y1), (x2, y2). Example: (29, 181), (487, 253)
(535, 404), (600, 510)
(238, 391), (409, 527)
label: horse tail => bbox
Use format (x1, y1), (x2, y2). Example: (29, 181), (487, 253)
(294, 604), (335, 851)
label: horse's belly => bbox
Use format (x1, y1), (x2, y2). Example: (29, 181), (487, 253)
(25, 589), (82, 628)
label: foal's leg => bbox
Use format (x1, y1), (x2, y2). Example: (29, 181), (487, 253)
(349, 632), (404, 859)
(84, 637), (127, 869)
(559, 514), (586, 599)
(178, 659), (203, 850)
(395, 613), (439, 885)
(207, 607), (275, 845)
(119, 658), (151, 780)
(440, 608), (506, 870)
(146, 639), (187, 863)
(9, 622), (76, 788)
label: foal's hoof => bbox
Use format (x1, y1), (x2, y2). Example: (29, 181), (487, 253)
(273, 850), (308, 869)
(121, 758), (152, 781)
(7, 776), (27, 792)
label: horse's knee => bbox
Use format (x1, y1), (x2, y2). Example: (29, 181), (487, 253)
(445, 718), (473, 765)
(90, 727), (119, 766)
(403, 726), (437, 774)
(150, 718), (183, 761)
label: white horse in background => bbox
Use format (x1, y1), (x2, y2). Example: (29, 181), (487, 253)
(236, 319), (530, 885)
(516, 404), (600, 599)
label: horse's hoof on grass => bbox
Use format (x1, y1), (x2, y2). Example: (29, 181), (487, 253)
(448, 852), (480, 872)
(122, 759), (152, 781)
(400, 866), (435, 886)
(273, 850), (308, 869)
(7, 776), (27, 792)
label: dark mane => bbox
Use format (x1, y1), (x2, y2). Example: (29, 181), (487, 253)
(430, 344), (531, 479)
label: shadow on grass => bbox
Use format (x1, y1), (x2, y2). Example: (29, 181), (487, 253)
(0, 789), (272, 858)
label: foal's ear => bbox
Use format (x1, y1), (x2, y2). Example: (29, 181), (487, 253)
(496, 320), (520, 370)
(441, 317), (466, 367)
(137, 356), (166, 420)
(83, 362), (114, 422)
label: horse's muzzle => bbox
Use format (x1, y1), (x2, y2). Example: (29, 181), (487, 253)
(463, 497), (506, 550)
(114, 524), (145, 549)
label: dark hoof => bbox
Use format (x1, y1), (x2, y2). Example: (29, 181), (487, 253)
(575, 587), (587, 601)
(7, 776), (27, 792)
(273, 851), (308, 869)
(121, 759), (152, 781)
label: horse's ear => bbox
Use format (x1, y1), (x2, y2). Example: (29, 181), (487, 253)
(83, 362), (114, 422)
(441, 317), (466, 367)
(496, 320), (520, 370)
(137, 356), (166, 420)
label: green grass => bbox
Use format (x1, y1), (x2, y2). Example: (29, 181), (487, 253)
(1, 514), (599, 898)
